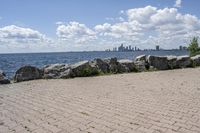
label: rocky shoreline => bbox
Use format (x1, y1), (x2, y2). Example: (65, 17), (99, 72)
(1, 54), (200, 84)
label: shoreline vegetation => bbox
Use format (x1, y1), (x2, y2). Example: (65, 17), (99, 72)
(1, 54), (200, 84)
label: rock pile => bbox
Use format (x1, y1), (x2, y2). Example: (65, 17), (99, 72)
(6, 54), (199, 83)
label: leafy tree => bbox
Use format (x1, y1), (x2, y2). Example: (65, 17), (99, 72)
(188, 37), (200, 57)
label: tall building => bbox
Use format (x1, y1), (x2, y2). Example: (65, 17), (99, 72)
(107, 44), (142, 52)
(118, 44), (125, 52)
(129, 45), (132, 51)
(179, 46), (183, 50)
(156, 45), (160, 51)
(113, 47), (117, 51)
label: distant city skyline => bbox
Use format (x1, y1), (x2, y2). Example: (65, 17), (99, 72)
(105, 43), (188, 52)
(0, 0), (200, 53)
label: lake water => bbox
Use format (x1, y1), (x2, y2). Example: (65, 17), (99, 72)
(0, 50), (189, 78)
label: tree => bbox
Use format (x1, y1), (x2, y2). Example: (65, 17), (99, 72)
(188, 37), (200, 57)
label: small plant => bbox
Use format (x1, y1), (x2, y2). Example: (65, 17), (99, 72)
(79, 68), (100, 77)
(188, 37), (200, 57)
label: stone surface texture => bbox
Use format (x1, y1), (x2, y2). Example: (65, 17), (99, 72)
(1, 68), (200, 133)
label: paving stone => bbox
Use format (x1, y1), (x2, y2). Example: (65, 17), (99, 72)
(1, 68), (200, 133)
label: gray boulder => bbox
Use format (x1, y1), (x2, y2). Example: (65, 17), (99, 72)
(176, 55), (192, 68)
(191, 55), (200, 67)
(43, 64), (68, 73)
(90, 58), (110, 73)
(43, 64), (71, 79)
(167, 56), (177, 69)
(147, 55), (169, 70)
(105, 58), (127, 73)
(134, 61), (148, 72)
(59, 68), (74, 79)
(0, 70), (10, 84)
(119, 59), (137, 72)
(71, 61), (99, 77)
(14, 66), (43, 82)
(135, 55), (146, 62)
(0, 70), (5, 80)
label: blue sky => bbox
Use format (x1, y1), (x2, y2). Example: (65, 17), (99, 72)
(0, 0), (200, 53)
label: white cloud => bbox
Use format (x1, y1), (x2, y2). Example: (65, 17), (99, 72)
(56, 21), (96, 43)
(94, 6), (200, 49)
(127, 6), (157, 23)
(56, 21), (65, 25)
(105, 17), (125, 22)
(94, 23), (111, 32)
(0, 25), (54, 53)
(174, 0), (182, 8)
(0, 25), (50, 43)
(151, 8), (178, 25)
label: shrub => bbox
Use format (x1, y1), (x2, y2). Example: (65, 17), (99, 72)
(188, 37), (200, 57)
(79, 68), (100, 77)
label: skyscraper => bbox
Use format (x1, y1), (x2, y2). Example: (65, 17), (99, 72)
(156, 45), (160, 51)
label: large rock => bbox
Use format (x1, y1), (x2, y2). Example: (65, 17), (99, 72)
(14, 66), (43, 82)
(0, 70), (5, 80)
(118, 59), (137, 72)
(42, 64), (72, 79)
(134, 55), (149, 72)
(59, 68), (74, 79)
(71, 61), (99, 77)
(176, 55), (192, 68)
(43, 64), (68, 73)
(134, 61), (149, 72)
(191, 55), (200, 67)
(135, 55), (146, 62)
(105, 58), (127, 73)
(90, 58), (110, 73)
(167, 56), (177, 69)
(0, 70), (10, 84)
(147, 55), (169, 70)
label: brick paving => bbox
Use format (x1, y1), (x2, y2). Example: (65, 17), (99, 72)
(1, 68), (200, 133)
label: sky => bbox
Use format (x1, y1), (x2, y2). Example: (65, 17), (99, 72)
(0, 0), (200, 53)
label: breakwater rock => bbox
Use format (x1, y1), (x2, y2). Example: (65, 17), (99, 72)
(14, 66), (43, 82)
(0, 70), (10, 84)
(5, 54), (200, 83)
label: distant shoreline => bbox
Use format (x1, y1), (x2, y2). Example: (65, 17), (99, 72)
(0, 49), (188, 55)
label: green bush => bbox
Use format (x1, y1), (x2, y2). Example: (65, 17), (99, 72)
(188, 37), (200, 57)
(79, 68), (100, 77)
